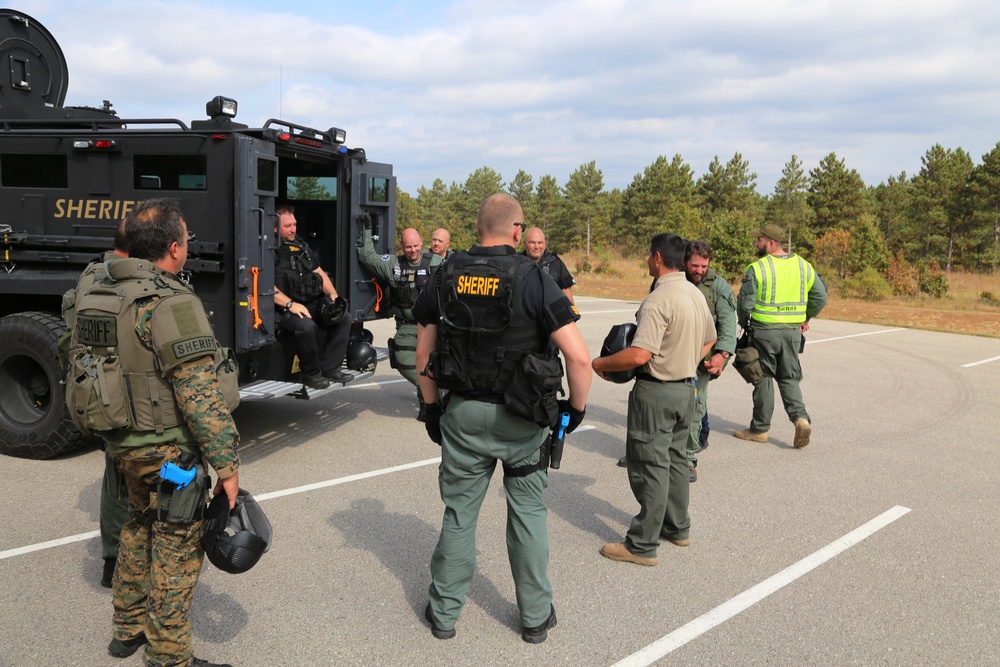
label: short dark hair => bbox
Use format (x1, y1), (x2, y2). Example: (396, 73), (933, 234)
(685, 239), (713, 262)
(650, 233), (686, 270)
(125, 199), (186, 262)
(113, 217), (128, 253)
(276, 204), (295, 216)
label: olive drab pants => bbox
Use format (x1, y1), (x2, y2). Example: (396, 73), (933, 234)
(113, 444), (206, 667)
(392, 321), (419, 386)
(427, 395), (553, 630)
(749, 328), (810, 433)
(624, 379), (695, 558)
(686, 367), (711, 467)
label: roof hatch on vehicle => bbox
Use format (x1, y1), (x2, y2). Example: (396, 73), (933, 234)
(0, 9), (68, 108)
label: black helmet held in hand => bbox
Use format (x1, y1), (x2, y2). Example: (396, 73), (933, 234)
(345, 340), (378, 372)
(203, 489), (272, 574)
(600, 323), (638, 384)
(318, 295), (348, 327)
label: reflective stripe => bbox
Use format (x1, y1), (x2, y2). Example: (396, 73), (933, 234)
(750, 255), (814, 324)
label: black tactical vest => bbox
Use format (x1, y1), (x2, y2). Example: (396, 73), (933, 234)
(391, 251), (434, 309)
(275, 237), (324, 302)
(430, 251), (547, 402)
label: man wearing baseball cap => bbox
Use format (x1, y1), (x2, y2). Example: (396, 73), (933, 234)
(734, 224), (827, 448)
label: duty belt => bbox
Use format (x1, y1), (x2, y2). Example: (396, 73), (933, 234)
(636, 372), (694, 384)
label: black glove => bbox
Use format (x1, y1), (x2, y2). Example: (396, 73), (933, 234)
(357, 213), (372, 231)
(557, 400), (586, 434)
(424, 402), (443, 445)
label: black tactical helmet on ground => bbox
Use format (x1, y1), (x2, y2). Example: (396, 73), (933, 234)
(203, 489), (272, 574)
(346, 339), (378, 372)
(600, 323), (638, 384)
(319, 295), (348, 327)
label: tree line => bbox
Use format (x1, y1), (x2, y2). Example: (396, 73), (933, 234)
(397, 143), (1000, 286)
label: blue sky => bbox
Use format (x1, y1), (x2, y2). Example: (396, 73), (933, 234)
(23, 0), (1000, 196)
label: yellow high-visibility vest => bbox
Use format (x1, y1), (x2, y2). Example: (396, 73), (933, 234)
(749, 254), (815, 324)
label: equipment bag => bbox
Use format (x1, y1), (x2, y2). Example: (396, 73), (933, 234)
(733, 332), (765, 385)
(65, 348), (130, 436)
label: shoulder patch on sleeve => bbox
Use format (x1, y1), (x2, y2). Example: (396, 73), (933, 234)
(380, 254), (391, 261)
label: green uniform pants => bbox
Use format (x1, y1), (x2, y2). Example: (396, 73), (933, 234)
(392, 321), (419, 386)
(113, 444), (205, 667)
(749, 328), (809, 432)
(101, 448), (132, 560)
(428, 395), (552, 630)
(686, 368), (711, 467)
(624, 379), (695, 558)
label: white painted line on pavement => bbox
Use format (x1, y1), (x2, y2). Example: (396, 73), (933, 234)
(346, 378), (409, 389)
(2, 426), (600, 561)
(806, 328), (905, 344)
(0, 457), (441, 561)
(255, 457), (441, 501)
(0, 530), (101, 561)
(610, 505), (912, 667)
(962, 355), (1000, 368)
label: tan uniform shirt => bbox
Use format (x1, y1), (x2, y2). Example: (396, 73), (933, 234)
(632, 272), (716, 381)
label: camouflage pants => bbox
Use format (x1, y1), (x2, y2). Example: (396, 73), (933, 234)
(113, 444), (205, 667)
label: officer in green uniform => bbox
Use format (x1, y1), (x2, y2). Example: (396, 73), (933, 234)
(683, 240), (737, 481)
(593, 233), (716, 567)
(70, 199), (239, 667)
(734, 224), (827, 448)
(357, 222), (442, 415)
(60, 218), (132, 588)
(414, 193), (591, 643)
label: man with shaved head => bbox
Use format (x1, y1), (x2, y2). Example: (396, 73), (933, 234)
(430, 227), (452, 258)
(358, 222), (443, 417)
(414, 193), (591, 643)
(521, 227), (575, 304)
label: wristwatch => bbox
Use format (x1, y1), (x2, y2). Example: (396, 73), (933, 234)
(283, 300), (293, 313)
(718, 350), (730, 359)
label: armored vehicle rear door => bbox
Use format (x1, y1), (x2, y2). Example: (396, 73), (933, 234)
(348, 160), (396, 320)
(233, 135), (278, 352)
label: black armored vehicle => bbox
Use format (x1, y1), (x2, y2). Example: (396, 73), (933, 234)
(0, 10), (397, 459)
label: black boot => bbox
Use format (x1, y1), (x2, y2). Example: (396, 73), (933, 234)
(101, 557), (115, 588)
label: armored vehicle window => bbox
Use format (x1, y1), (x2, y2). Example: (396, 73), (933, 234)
(286, 176), (336, 201)
(133, 155), (208, 190)
(362, 176), (390, 206)
(257, 157), (278, 195)
(1, 154), (68, 188)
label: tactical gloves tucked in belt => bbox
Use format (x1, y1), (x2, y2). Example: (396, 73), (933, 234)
(557, 399), (586, 434)
(424, 402), (443, 445)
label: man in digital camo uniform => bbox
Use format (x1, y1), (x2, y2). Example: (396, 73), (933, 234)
(682, 240), (737, 481)
(734, 224), (827, 448)
(414, 194), (591, 643)
(60, 218), (132, 588)
(593, 233), (715, 567)
(74, 199), (240, 667)
(357, 222), (442, 416)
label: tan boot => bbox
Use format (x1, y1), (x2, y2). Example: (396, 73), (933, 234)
(600, 542), (658, 567)
(793, 418), (811, 448)
(733, 428), (768, 443)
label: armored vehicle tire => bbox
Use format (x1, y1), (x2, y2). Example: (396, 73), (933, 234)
(0, 312), (89, 459)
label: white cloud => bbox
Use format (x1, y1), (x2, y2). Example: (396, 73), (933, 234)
(21, 0), (1000, 194)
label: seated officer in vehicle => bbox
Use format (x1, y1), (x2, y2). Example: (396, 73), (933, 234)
(273, 204), (352, 389)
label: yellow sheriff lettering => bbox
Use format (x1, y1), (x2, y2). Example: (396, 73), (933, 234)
(456, 274), (500, 296)
(53, 199), (141, 220)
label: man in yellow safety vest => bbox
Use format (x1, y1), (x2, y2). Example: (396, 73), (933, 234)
(733, 224), (827, 449)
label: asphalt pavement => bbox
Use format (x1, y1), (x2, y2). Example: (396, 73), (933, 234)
(1, 296), (998, 667)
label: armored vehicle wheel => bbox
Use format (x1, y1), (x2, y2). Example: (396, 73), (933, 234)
(0, 312), (89, 459)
